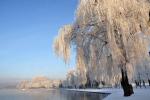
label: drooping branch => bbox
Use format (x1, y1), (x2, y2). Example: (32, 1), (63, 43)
(53, 24), (73, 63)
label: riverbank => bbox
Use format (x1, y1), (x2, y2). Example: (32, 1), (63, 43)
(67, 87), (150, 100)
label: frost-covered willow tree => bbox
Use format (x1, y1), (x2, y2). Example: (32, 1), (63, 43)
(54, 0), (150, 96)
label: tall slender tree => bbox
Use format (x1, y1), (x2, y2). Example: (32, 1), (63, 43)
(54, 0), (150, 96)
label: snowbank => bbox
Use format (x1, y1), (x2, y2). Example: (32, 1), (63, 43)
(105, 88), (150, 100)
(67, 87), (150, 100)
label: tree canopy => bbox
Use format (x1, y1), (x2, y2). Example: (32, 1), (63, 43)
(54, 0), (150, 86)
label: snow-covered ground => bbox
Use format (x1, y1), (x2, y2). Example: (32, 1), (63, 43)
(67, 87), (150, 100)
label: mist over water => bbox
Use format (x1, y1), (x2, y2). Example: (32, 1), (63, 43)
(0, 78), (24, 89)
(0, 89), (109, 100)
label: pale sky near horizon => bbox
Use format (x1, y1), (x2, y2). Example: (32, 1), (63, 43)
(0, 0), (77, 80)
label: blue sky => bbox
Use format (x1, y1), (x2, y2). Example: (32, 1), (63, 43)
(0, 0), (77, 80)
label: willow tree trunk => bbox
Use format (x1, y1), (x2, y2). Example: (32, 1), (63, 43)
(114, 32), (134, 96)
(85, 73), (91, 88)
(121, 67), (134, 96)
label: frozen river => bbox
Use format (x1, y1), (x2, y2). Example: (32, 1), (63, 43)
(0, 89), (109, 100)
